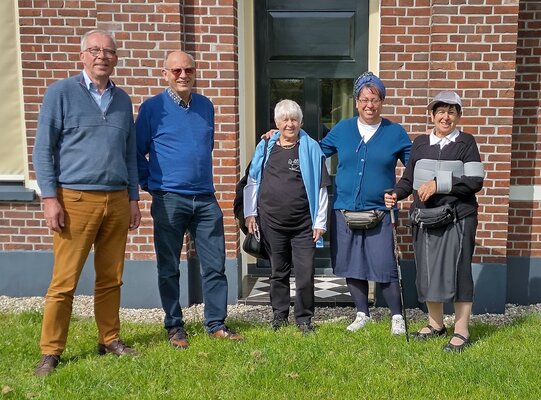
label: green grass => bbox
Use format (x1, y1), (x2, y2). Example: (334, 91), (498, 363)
(1, 311), (540, 399)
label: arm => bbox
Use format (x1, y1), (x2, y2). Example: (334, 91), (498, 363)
(319, 128), (338, 158)
(312, 186), (328, 242)
(126, 108), (140, 201)
(129, 200), (141, 230)
(43, 197), (64, 233)
(33, 85), (65, 232)
(446, 138), (484, 197)
(397, 127), (412, 167)
(135, 103), (151, 191)
(33, 86), (63, 198)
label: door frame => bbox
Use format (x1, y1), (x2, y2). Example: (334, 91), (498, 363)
(238, 0), (381, 276)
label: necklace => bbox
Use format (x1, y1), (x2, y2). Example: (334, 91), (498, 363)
(279, 140), (297, 150)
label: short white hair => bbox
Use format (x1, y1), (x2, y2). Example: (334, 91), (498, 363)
(274, 99), (303, 124)
(81, 30), (117, 51)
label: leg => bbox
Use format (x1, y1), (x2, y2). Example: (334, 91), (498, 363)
(151, 191), (190, 329)
(259, 217), (293, 321)
(379, 281), (402, 316)
(290, 226), (315, 325)
(39, 189), (101, 355)
(93, 190), (130, 345)
(426, 301), (444, 331)
(451, 301), (472, 344)
(346, 278), (370, 315)
(190, 194), (228, 333)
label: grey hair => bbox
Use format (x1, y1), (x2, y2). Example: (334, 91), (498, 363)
(274, 99), (303, 124)
(81, 30), (117, 51)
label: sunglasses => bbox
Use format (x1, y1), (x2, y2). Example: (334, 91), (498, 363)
(165, 67), (195, 76)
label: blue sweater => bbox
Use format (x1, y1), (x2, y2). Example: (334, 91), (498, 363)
(320, 117), (411, 211)
(136, 90), (215, 195)
(33, 73), (139, 200)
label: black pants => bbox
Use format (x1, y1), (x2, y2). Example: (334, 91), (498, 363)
(259, 217), (315, 324)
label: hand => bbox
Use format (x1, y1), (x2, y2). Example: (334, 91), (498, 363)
(260, 129), (276, 140)
(417, 180), (436, 202)
(384, 192), (397, 209)
(313, 228), (325, 242)
(245, 215), (257, 234)
(43, 197), (65, 233)
(129, 200), (141, 230)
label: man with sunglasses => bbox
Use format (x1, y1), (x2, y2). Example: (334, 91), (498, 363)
(136, 51), (243, 350)
(33, 30), (141, 377)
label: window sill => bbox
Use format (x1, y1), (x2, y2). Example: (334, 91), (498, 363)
(0, 185), (36, 202)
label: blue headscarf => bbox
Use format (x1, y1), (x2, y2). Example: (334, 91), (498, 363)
(353, 72), (386, 100)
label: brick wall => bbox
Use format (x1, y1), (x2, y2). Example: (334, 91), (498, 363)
(508, 1), (541, 257)
(379, 0), (520, 264)
(0, 0), (240, 261)
(2, 0), (536, 268)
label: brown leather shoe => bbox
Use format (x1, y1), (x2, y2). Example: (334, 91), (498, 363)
(210, 327), (244, 341)
(35, 354), (60, 377)
(97, 340), (140, 356)
(168, 327), (189, 349)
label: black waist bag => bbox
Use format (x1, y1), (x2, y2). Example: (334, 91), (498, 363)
(411, 205), (455, 229)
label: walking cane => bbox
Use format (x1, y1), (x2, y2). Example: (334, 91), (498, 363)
(385, 189), (409, 342)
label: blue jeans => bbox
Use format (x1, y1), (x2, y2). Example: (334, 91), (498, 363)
(151, 191), (228, 333)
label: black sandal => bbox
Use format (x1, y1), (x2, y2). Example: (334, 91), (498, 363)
(443, 333), (471, 352)
(410, 324), (447, 340)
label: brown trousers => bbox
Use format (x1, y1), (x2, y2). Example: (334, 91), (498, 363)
(39, 188), (130, 355)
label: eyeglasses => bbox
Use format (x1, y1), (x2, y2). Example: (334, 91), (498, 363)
(165, 68), (196, 76)
(85, 47), (117, 58)
(357, 98), (382, 105)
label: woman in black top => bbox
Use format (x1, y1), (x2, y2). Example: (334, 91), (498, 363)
(385, 91), (484, 352)
(244, 99), (331, 333)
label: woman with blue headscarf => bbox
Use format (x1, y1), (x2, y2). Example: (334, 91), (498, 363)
(320, 72), (411, 335)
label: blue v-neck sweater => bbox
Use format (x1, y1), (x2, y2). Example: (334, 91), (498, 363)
(136, 90), (215, 195)
(320, 117), (411, 211)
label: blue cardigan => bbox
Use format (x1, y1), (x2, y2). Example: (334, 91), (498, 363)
(320, 117), (411, 211)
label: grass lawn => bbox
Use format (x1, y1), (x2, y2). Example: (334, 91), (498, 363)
(1, 311), (540, 399)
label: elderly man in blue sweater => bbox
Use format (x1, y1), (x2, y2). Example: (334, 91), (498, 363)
(136, 51), (243, 349)
(33, 30), (141, 377)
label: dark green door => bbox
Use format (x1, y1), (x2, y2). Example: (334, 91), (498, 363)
(253, 0), (369, 272)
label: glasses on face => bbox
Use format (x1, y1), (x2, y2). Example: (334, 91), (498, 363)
(165, 68), (196, 77)
(85, 47), (117, 58)
(357, 98), (382, 106)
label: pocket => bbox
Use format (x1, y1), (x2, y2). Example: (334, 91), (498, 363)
(58, 188), (83, 202)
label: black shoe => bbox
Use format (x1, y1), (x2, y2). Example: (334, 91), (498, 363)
(410, 324), (447, 340)
(443, 333), (471, 353)
(297, 322), (315, 335)
(271, 318), (288, 331)
(35, 354), (60, 377)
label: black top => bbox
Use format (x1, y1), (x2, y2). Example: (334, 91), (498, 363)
(394, 131), (483, 219)
(259, 143), (330, 230)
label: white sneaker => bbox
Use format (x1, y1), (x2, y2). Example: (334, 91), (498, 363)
(391, 314), (406, 335)
(346, 312), (371, 332)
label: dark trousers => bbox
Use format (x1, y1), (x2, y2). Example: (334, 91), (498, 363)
(151, 191), (228, 333)
(259, 217), (315, 324)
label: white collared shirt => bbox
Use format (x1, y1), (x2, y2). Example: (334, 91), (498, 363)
(429, 128), (460, 149)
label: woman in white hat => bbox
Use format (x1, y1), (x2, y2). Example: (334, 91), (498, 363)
(385, 91), (484, 352)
